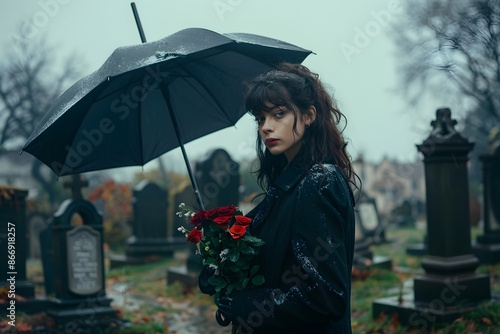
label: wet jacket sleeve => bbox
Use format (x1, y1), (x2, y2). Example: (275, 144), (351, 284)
(230, 169), (352, 330)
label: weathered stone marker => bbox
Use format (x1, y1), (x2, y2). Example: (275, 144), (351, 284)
(373, 108), (493, 328)
(353, 191), (391, 270)
(42, 175), (117, 328)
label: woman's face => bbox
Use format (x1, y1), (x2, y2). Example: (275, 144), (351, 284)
(254, 103), (307, 162)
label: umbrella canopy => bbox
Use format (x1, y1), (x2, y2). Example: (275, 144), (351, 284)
(23, 28), (312, 175)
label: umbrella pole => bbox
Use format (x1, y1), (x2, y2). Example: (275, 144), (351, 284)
(130, 2), (147, 43)
(160, 85), (206, 211)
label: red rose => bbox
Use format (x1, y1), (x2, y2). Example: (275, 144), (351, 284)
(228, 224), (248, 240)
(234, 215), (252, 226)
(213, 215), (233, 230)
(204, 205), (237, 220)
(213, 215), (233, 225)
(186, 228), (202, 243)
(190, 209), (205, 226)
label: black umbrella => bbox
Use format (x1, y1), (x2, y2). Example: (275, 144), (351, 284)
(22, 27), (312, 209)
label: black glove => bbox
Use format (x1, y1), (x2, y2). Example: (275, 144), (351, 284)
(215, 290), (234, 326)
(217, 290), (234, 319)
(198, 266), (216, 295)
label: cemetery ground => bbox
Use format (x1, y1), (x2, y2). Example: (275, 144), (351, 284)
(2, 224), (499, 334)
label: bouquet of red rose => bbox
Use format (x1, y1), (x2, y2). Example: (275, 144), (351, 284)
(177, 203), (265, 306)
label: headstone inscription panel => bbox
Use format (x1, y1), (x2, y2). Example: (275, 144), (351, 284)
(67, 225), (102, 295)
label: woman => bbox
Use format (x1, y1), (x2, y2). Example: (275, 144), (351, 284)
(201, 63), (358, 333)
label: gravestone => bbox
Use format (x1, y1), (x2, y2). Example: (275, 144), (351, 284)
(167, 149), (240, 286)
(0, 186), (47, 316)
(390, 200), (416, 228)
(473, 126), (500, 264)
(195, 148), (240, 209)
(40, 220), (55, 296)
(41, 175), (117, 328)
(406, 234), (428, 256)
(353, 192), (391, 270)
(27, 212), (49, 259)
(125, 180), (185, 261)
(373, 108), (493, 328)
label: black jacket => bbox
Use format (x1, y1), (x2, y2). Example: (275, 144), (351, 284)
(229, 161), (355, 334)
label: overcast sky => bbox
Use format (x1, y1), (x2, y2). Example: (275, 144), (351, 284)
(1, 0), (465, 177)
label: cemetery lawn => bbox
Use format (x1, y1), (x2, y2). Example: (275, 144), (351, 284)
(17, 225), (500, 333)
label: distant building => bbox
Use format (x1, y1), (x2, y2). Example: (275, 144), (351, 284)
(353, 156), (425, 215)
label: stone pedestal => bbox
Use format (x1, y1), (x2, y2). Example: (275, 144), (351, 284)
(373, 108), (494, 327)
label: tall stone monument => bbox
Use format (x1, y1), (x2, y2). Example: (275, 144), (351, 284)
(473, 126), (500, 264)
(373, 108), (492, 329)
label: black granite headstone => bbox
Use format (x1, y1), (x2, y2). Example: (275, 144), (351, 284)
(27, 212), (49, 259)
(167, 149), (240, 286)
(125, 180), (184, 259)
(195, 148), (240, 209)
(373, 108), (494, 328)
(42, 175), (117, 328)
(0, 186), (42, 317)
(473, 126), (500, 264)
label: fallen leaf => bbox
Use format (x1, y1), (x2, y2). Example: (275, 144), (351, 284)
(16, 322), (32, 332)
(375, 311), (387, 324)
(481, 317), (493, 326)
(391, 313), (400, 328)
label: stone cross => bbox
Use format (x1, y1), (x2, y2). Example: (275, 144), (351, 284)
(63, 174), (88, 200)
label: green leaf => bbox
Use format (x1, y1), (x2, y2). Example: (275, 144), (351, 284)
(244, 235), (265, 246)
(208, 275), (225, 287)
(203, 257), (217, 265)
(244, 235), (260, 243)
(241, 247), (255, 255)
(242, 278), (250, 289)
(253, 240), (265, 247)
(236, 260), (249, 269)
(250, 265), (260, 276)
(229, 250), (240, 262)
(251, 275), (265, 286)
(230, 265), (240, 272)
(227, 284), (234, 294)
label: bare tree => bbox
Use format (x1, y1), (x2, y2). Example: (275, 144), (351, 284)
(392, 0), (500, 184)
(0, 36), (82, 205)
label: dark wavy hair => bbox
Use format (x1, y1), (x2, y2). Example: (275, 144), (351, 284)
(245, 63), (360, 196)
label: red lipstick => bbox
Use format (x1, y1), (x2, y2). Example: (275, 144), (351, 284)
(265, 138), (279, 146)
